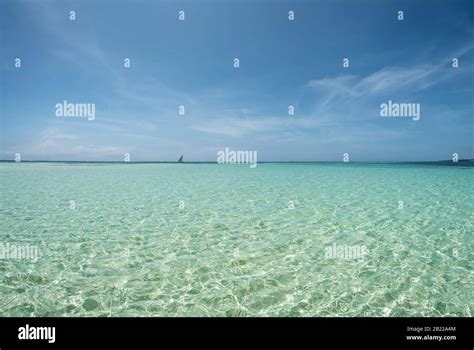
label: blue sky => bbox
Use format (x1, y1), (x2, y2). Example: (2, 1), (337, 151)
(1, 0), (473, 161)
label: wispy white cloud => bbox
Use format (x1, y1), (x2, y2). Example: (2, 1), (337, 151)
(308, 65), (442, 101)
(12, 127), (125, 159)
(191, 115), (330, 137)
(192, 44), (473, 141)
(308, 43), (474, 101)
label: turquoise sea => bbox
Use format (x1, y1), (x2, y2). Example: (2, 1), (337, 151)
(0, 162), (472, 316)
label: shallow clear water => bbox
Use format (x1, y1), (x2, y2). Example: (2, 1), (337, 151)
(0, 162), (472, 316)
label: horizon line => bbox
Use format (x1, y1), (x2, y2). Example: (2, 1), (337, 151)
(1, 159), (473, 164)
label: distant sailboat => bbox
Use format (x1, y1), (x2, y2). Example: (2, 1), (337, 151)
(178, 155), (183, 163)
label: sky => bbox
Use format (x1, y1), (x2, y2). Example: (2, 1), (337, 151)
(1, 0), (473, 162)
